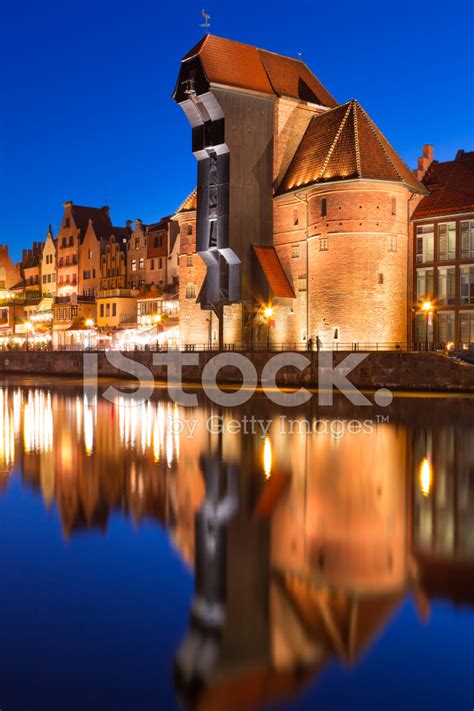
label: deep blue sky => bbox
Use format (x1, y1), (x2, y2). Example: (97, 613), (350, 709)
(1, 0), (473, 262)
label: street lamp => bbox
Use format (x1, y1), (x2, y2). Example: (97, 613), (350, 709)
(263, 306), (273, 351)
(421, 300), (433, 351)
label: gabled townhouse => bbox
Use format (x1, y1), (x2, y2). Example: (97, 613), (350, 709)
(41, 226), (57, 297)
(127, 219), (148, 290)
(56, 201), (111, 295)
(146, 216), (180, 291)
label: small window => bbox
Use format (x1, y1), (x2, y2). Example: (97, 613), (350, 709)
(334, 328), (339, 340)
(139, 258), (145, 270)
(186, 284), (196, 299)
(150, 259), (155, 271)
(100, 304), (104, 317)
(319, 238), (328, 252)
(391, 197), (396, 215)
(131, 259), (137, 272)
(320, 198), (327, 217)
(159, 257), (163, 269)
(88, 249), (92, 259)
(378, 273), (384, 285)
(291, 245), (300, 259)
(293, 209), (299, 226)
(112, 303), (117, 317)
(212, 329), (218, 342)
(301, 328), (307, 342)
(187, 224), (193, 236)
(298, 276), (307, 292)
(187, 255), (193, 267)
(64, 218), (70, 228)
(388, 235), (398, 252)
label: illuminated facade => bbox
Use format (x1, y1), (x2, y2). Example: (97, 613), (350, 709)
(411, 149), (474, 348)
(173, 35), (426, 348)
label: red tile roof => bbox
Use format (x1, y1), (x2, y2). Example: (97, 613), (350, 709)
(412, 152), (474, 218)
(180, 35), (337, 107)
(278, 100), (425, 194)
(253, 245), (295, 298)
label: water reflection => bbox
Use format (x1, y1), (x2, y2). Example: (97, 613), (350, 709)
(0, 383), (473, 710)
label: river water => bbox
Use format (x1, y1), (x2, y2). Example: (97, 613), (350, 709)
(0, 377), (473, 710)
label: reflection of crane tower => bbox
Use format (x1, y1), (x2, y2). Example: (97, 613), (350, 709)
(174, 422), (276, 707)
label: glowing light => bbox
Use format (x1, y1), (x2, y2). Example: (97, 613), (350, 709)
(153, 314), (162, 325)
(85, 319), (94, 328)
(83, 397), (95, 456)
(264, 307), (273, 319)
(263, 436), (272, 479)
(421, 301), (433, 313)
(419, 457), (433, 497)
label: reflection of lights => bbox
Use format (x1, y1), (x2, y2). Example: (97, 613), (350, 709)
(83, 400), (95, 456)
(0, 389), (15, 470)
(23, 390), (53, 453)
(419, 457), (433, 497)
(263, 437), (272, 479)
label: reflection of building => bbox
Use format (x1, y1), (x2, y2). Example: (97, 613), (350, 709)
(412, 425), (474, 605)
(1, 383), (473, 710)
(411, 150), (474, 347)
(175, 424), (410, 710)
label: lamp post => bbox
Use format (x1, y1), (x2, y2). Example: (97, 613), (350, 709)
(263, 306), (273, 351)
(421, 300), (433, 351)
(85, 319), (94, 351)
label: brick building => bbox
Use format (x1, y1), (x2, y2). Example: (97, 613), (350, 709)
(56, 202), (112, 295)
(146, 216), (179, 290)
(411, 149), (474, 348)
(0, 245), (21, 293)
(173, 34), (426, 348)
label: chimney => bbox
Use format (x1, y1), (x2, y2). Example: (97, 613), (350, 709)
(126, 220), (132, 229)
(417, 144), (434, 180)
(102, 206), (110, 218)
(63, 200), (73, 208)
(455, 149), (465, 161)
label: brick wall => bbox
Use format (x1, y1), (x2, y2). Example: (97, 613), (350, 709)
(273, 181), (412, 347)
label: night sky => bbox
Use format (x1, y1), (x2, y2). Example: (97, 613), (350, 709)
(2, 0), (473, 261)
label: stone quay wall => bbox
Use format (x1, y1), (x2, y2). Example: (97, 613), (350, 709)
(0, 350), (473, 393)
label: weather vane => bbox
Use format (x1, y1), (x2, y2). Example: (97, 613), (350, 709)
(200, 9), (211, 30)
